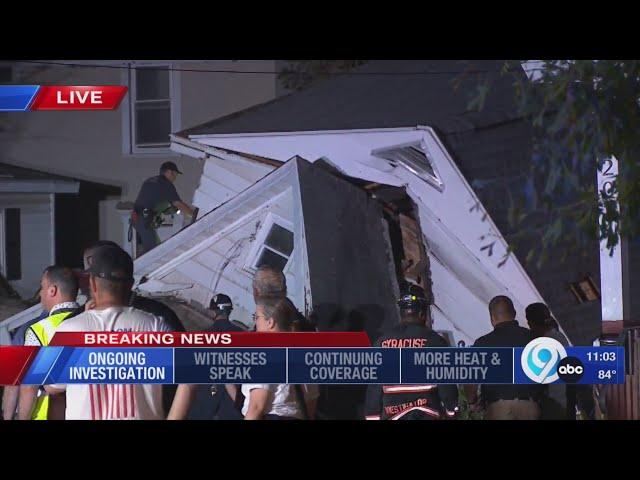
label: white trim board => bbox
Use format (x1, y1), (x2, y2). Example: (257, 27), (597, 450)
(185, 126), (419, 140)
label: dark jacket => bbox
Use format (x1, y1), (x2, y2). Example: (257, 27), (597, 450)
(473, 320), (542, 404)
(365, 323), (459, 420)
(188, 318), (245, 420)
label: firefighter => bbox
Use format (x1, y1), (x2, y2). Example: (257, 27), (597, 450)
(364, 284), (459, 420)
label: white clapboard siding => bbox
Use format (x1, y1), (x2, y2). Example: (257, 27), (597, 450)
(428, 251), (494, 345)
(194, 156), (275, 214)
(203, 155), (274, 186)
(138, 183), (297, 329)
(197, 175), (240, 206)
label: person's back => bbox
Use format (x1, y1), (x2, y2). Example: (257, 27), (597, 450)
(129, 295), (184, 413)
(55, 306), (170, 420)
(365, 286), (459, 420)
(131, 295), (184, 332)
(525, 302), (571, 419)
(471, 296), (542, 420)
(543, 326), (571, 418)
(474, 321), (539, 402)
(49, 244), (172, 420)
(368, 323), (458, 420)
(189, 317), (245, 420)
(189, 293), (244, 420)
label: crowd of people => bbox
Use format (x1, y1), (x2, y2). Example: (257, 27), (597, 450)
(0, 238), (594, 421)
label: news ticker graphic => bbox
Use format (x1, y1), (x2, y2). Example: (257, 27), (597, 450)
(0, 85), (128, 111)
(0, 332), (625, 386)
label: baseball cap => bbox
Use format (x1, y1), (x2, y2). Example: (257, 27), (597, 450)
(160, 161), (182, 175)
(209, 293), (233, 312)
(85, 245), (134, 284)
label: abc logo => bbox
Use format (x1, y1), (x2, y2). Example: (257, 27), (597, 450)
(557, 357), (584, 383)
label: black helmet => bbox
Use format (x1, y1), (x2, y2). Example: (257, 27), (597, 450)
(397, 284), (430, 311)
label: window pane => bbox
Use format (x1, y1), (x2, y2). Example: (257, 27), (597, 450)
(256, 247), (288, 271)
(5, 208), (21, 280)
(264, 223), (294, 256)
(136, 67), (169, 100)
(135, 102), (171, 146)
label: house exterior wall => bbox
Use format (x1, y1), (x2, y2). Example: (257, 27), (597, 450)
(187, 129), (550, 344)
(143, 188), (297, 328)
(2, 61), (278, 252)
(192, 155), (275, 214)
(1, 194), (53, 298)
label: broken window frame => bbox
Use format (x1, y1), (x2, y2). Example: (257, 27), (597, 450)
(244, 212), (294, 274)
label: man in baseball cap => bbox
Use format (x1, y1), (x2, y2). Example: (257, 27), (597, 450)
(132, 161), (198, 256)
(42, 244), (198, 420)
(160, 161), (183, 175)
(208, 293), (243, 332)
(85, 244), (134, 285)
(187, 293), (246, 420)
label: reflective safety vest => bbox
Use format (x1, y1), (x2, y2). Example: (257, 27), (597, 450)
(28, 309), (75, 420)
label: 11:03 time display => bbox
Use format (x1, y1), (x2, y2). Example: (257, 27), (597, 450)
(587, 351), (617, 362)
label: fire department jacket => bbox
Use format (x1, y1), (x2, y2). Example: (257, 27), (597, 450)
(364, 323), (459, 420)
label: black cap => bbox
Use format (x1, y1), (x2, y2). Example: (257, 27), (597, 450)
(160, 161), (182, 175)
(85, 245), (134, 284)
(397, 284), (430, 310)
(209, 293), (233, 312)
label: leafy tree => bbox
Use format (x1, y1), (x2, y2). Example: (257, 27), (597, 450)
(278, 60), (368, 91)
(469, 60), (640, 268)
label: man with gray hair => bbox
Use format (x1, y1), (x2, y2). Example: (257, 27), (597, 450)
(252, 265), (314, 332)
(252, 265), (287, 301)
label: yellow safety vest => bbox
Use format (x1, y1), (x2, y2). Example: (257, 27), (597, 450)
(28, 310), (75, 420)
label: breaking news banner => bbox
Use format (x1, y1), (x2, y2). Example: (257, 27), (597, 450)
(0, 333), (625, 386)
(0, 85), (128, 111)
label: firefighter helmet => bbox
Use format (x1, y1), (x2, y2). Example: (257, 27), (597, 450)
(397, 284), (430, 311)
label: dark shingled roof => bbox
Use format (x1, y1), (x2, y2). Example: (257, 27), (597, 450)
(178, 60), (522, 137)
(176, 60), (614, 345)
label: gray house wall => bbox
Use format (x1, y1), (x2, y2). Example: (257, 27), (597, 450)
(1, 194), (53, 298)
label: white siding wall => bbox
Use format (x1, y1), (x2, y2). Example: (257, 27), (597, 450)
(2, 194), (53, 298)
(155, 190), (296, 328)
(193, 156), (275, 215)
(191, 129), (548, 345)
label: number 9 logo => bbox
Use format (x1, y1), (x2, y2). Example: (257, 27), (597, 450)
(521, 337), (567, 384)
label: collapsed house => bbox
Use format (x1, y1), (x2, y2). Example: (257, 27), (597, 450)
(129, 125), (553, 419)
(139, 127), (549, 347)
(5, 60), (614, 418)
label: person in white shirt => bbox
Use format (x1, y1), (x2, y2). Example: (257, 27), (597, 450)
(242, 297), (319, 420)
(45, 244), (192, 420)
